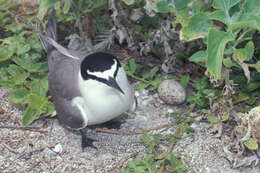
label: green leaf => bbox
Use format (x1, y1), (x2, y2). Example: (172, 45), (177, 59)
(238, 92), (248, 99)
(42, 101), (55, 116)
(209, 10), (227, 24)
(243, 82), (260, 92)
(244, 138), (258, 150)
(7, 64), (29, 85)
(234, 48), (248, 62)
(31, 78), (49, 97)
(180, 75), (190, 88)
(221, 114), (229, 122)
(153, 0), (173, 13)
(189, 50), (206, 63)
(28, 93), (46, 108)
(149, 77), (163, 91)
(206, 28), (234, 80)
(242, 0), (260, 15)
(212, 0), (240, 11)
(245, 41), (254, 61)
(0, 45), (14, 62)
(122, 0), (135, 5)
(246, 95), (256, 105)
(134, 82), (149, 90)
(129, 59), (137, 74)
(173, 0), (191, 10)
(22, 106), (41, 125)
(8, 88), (29, 104)
(207, 115), (220, 123)
(223, 58), (236, 68)
(38, 0), (58, 19)
(22, 93), (50, 125)
(147, 67), (159, 80)
(181, 13), (212, 40)
(228, 14), (260, 31)
(63, 0), (71, 14)
(175, 7), (190, 25)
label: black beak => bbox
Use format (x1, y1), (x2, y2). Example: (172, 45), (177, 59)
(106, 77), (124, 94)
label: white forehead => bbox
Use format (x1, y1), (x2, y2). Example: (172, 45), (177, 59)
(87, 59), (117, 80)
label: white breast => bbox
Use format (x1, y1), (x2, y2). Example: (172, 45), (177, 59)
(77, 67), (135, 125)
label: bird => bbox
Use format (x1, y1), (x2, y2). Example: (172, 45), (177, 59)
(37, 10), (136, 149)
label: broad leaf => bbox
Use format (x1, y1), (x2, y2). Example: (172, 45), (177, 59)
(8, 88), (29, 104)
(189, 50), (206, 63)
(209, 10), (226, 24)
(38, 0), (58, 19)
(229, 14), (260, 31)
(173, 0), (191, 10)
(0, 45), (14, 62)
(206, 28), (234, 80)
(41, 101), (55, 116)
(63, 0), (72, 14)
(242, 0), (260, 15)
(22, 106), (40, 125)
(207, 115), (220, 123)
(244, 138), (258, 150)
(223, 58), (237, 68)
(212, 0), (240, 11)
(153, 0), (173, 13)
(134, 82), (149, 90)
(181, 13), (212, 40)
(180, 75), (190, 88)
(31, 78), (49, 97)
(245, 41), (254, 61)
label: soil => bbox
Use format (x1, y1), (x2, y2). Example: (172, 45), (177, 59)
(1, 86), (260, 173)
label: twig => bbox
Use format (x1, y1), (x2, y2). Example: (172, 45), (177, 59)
(190, 112), (204, 119)
(232, 96), (249, 105)
(0, 125), (47, 133)
(95, 123), (173, 135)
(28, 161), (41, 172)
(2, 143), (19, 154)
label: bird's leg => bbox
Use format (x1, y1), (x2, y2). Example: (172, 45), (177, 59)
(80, 129), (97, 150)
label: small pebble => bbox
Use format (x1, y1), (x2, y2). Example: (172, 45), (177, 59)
(167, 109), (174, 114)
(140, 89), (148, 96)
(53, 144), (63, 153)
(190, 123), (199, 129)
(142, 100), (148, 106)
(17, 146), (26, 154)
(43, 148), (56, 158)
(135, 91), (140, 97)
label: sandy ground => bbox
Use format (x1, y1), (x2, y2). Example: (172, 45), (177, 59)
(0, 87), (260, 173)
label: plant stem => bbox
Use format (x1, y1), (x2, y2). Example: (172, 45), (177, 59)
(127, 73), (150, 83)
(233, 28), (253, 48)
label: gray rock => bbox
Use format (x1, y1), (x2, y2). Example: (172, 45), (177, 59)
(158, 79), (186, 104)
(53, 144), (63, 154)
(43, 148), (56, 159)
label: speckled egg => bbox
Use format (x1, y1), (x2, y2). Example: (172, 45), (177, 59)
(158, 79), (186, 104)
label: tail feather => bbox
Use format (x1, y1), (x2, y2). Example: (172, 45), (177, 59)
(39, 9), (57, 53)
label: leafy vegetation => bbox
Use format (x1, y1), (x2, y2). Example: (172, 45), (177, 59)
(123, 59), (163, 91)
(0, 1), (54, 125)
(1, 0), (260, 170)
(116, 111), (193, 173)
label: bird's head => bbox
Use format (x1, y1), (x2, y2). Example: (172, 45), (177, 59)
(80, 52), (124, 94)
